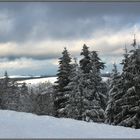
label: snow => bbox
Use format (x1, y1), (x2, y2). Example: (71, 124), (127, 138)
(18, 77), (57, 85)
(0, 110), (140, 138)
(9, 75), (35, 78)
(0, 75), (38, 79)
(19, 76), (108, 86)
(102, 76), (109, 82)
(0, 75), (108, 86)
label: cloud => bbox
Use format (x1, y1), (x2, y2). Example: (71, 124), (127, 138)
(0, 2), (140, 75)
(0, 57), (58, 76)
(0, 22), (140, 61)
(0, 2), (140, 42)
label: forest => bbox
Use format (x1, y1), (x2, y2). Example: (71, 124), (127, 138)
(0, 37), (140, 129)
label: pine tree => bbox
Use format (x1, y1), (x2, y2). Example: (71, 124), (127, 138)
(18, 82), (33, 112)
(4, 71), (9, 87)
(90, 51), (106, 109)
(120, 44), (129, 77)
(105, 63), (120, 124)
(67, 48), (106, 122)
(0, 71), (11, 109)
(34, 82), (55, 115)
(3, 80), (20, 111)
(117, 42), (140, 128)
(104, 45), (128, 126)
(110, 37), (140, 128)
(65, 58), (85, 120)
(80, 44), (91, 73)
(83, 51), (106, 122)
(0, 71), (20, 111)
(54, 47), (72, 117)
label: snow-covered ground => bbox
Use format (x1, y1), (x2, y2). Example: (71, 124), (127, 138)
(19, 77), (57, 85)
(0, 110), (140, 138)
(0, 75), (109, 86)
(0, 75), (40, 79)
(18, 76), (109, 86)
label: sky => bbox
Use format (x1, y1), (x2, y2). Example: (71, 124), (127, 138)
(0, 2), (140, 76)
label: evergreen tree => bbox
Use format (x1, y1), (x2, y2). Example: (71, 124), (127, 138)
(34, 82), (55, 115)
(65, 58), (85, 120)
(2, 80), (20, 111)
(105, 63), (120, 124)
(83, 51), (105, 122)
(116, 43), (140, 128)
(54, 47), (72, 117)
(67, 48), (106, 122)
(80, 44), (91, 73)
(90, 51), (106, 109)
(18, 82), (33, 112)
(120, 44), (129, 77)
(4, 71), (9, 87)
(0, 71), (20, 111)
(110, 37), (140, 128)
(0, 71), (11, 109)
(105, 46), (128, 126)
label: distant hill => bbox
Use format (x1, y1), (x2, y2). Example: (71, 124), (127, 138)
(0, 73), (110, 82)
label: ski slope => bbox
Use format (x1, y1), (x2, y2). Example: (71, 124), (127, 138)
(0, 110), (140, 138)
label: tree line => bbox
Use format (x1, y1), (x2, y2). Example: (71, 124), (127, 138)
(0, 72), (55, 115)
(0, 37), (140, 129)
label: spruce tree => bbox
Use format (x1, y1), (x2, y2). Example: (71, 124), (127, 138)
(80, 44), (91, 73)
(105, 63), (120, 124)
(0, 71), (11, 109)
(105, 46), (128, 126)
(116, 42), (140, 128)
(54, 47), (72, 117)
(83, 51), (106, 122)
(18, 82), (33, 112)
(4, 71), (9, 87)
(90, 51), (106, 109)
(110, 37), (140, 128)
(67, 47), (106, 122)
(65, 58), (86, 120)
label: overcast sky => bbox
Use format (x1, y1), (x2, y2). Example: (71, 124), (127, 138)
(0, 2), (140, 76)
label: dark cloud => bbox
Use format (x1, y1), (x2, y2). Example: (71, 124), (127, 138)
(0, 2), (140, 42)
(0, 54), (61, 61)
(0, 57), (58, 76)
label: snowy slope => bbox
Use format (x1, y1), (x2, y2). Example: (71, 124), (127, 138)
(0, 75), (39, 79)
(0, 110), (140, 138)
(19, 76), (109, 86)
(19, 77), (57, 84)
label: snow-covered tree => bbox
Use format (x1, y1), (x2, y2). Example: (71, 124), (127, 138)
(3, 71), (9, 87)
(105, 63), (120, 124)
(65, 58), (85, 120)
(115, 43), (140, 128)
(54, 47), (72, 117)
(80, 44), (91, 73)
(83, 51), (105, 122)
(0, 72), (18, 110)
(0, 79), (4, 109)
(34, 82), (55, 115)
(2, 80), (20, 111)
(90, 51), (106, 109)
(109, 37), (140, 128)
(66, 48), (106, 122)
(18, 82), (33, 113)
